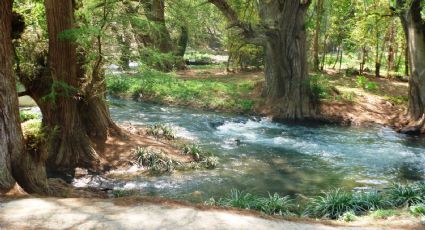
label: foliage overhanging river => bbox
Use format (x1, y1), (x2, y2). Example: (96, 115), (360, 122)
(74, 98), (425, 202)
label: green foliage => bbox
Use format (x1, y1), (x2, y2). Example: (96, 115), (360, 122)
(356, 76), (377, 91)
(340, 211), (357, 222)
(19, 111), (39, 122)
(215, 189), (294, 216)
(259, 193), (294, 216)
(139, 48), (178, 71)
(384, 95), (408, 105)
(354, 191), (390, 211)
(112, 189), (136, 198)
(134, 147), (176, 173)
(22, 120), (46, 153)
(218, 189), (261, 210)
(305, 189), (362, 219)
(106, 70), (255, 113)
(371, 209), (399, 219)
(181, 144), (218, 169)
(184, 51), (214, 65)
(146, 124), (175, 140)
(410, 204), (425, 216)
(309, 75), (332, 99)
(386, 183), (424, 207)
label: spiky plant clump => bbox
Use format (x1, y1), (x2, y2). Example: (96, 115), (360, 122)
(304, 189), (362, 219)
(259, 193), (294, 215)
(354, 190), (391, 211)
(218, 189), (261, 210)
(146, 123), (175, 140)
(386, 183), (424, 207)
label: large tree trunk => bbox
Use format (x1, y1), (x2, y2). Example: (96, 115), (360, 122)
(398, 0), (425, 134)
(0, 0), (20, 191)
(144, 0), (173, 53)
(1, 0), (49, 194)
(44, 0), (99, 172)
(261, 0), (315, 119)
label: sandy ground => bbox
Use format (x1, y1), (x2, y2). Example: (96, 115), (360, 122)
(0, 198), (383, 230)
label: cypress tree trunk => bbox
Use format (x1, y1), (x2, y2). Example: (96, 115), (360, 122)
(261, 0), (315, 119)
(144, 0), (173, 53)
(44, 0), (99, 172)
(313, 0), (323, 71)
(0, 0), (19, 191)
(1, 0), (49, 194)
(398, 0), (425, 133)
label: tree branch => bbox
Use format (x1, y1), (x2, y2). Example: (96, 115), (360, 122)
(207, 0), (264, 45)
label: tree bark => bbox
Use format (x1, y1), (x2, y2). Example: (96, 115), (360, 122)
(43, 0), (99, 172)
(1, 0), (49, 194)
(398, 0), (425, 134)
(210, 0), (315, 119)
(313, 0), (324, 71)
(143, 0), (173, 53)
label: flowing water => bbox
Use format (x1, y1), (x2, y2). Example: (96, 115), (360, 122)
(78, 98), (425, 202)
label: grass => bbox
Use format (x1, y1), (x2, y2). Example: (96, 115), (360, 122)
(19, 110), (39, 122)
(107, 68), (255, 113)
(146, 123), (175, 140)
(134, 145), (218, 173)
(211, 182), (425, 220)
(213, 189), (294, 216)
(181, 144), (218, 169)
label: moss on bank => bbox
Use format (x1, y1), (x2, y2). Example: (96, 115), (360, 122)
(106, 69), (255, 113)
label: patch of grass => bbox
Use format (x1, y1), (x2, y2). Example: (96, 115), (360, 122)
(218, 189), (261, 210)
(304, 189), (362, 219)
(134, 147), (176, 173)
(386, 183), (424, 207)
(356, 75), (378, 91)
(309, 74), (333, 100)
(146, 123), (175, 140)
(410, 204), (425, 216)
(259, 193), (294, 216)
(19, 110), (39, 122)
(112, 189), (137, 198)
(181, 144), (218, 169)
(107, 69), (255, 113)
(340, 211), (357, 222)
(21, 120), (46, 152)
(371, 209), (399, 219)
(354, 190), (391, 211)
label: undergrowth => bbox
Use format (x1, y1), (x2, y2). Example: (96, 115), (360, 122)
(209, 182), (425, 220)
(106, 68), (254, 113)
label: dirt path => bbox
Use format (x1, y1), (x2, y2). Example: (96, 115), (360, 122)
(0, 198), (378, 230)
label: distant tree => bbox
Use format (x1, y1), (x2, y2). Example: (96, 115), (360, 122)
(209, 0), (316, 120)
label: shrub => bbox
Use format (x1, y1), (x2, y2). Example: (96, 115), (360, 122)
(146, 123), (175, 140)
(309, 75), (332, 100)
(259, 193), (294, 215)
(134, 147), (175, 173)
(356, 75), (378, 91)
(305, 189), (362, 219)
(354, 191), (390, 211)
(218, 189), (261, 210)
(181, 144), (218, 169)
(340, 211), (357, 222)
(19, 111), (39, 122)
(410, 204), (425, 216)
(386, 183), (424, 207)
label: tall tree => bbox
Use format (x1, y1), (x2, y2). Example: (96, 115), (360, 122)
(42, 0), (100, 173)
(0, 0), (49, 194)
(313, 0), (324, 71)
(397, 0), (425, 133)
(209, 0), (315, 119)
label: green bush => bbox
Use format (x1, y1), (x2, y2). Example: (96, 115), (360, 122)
(305, 189), (362, 219)
(309, 75), (332, 100)
(386, 183), (424, 207)
(134, 147), (176, 173)
(410, 204), (425, 216)
(218, 189), (261, 210)
(340, 211), (357, 222)
(356, 75), (378, 91)
(146, 123), (175, 140)
(181, 144), (218, 169)
(19, 111), (39, 122)
(259, 193), (294, 215)
(354, 191), (390, 211)
(371, 209), (398, 219)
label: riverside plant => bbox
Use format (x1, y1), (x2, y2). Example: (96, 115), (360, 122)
(213, 182), (425, 220)
(181, 144), (218, 169)
(146, 123), (175, 140)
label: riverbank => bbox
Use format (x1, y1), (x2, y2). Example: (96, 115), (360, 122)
(106, 67), (408, 131)
(0, 197), (422, 230)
